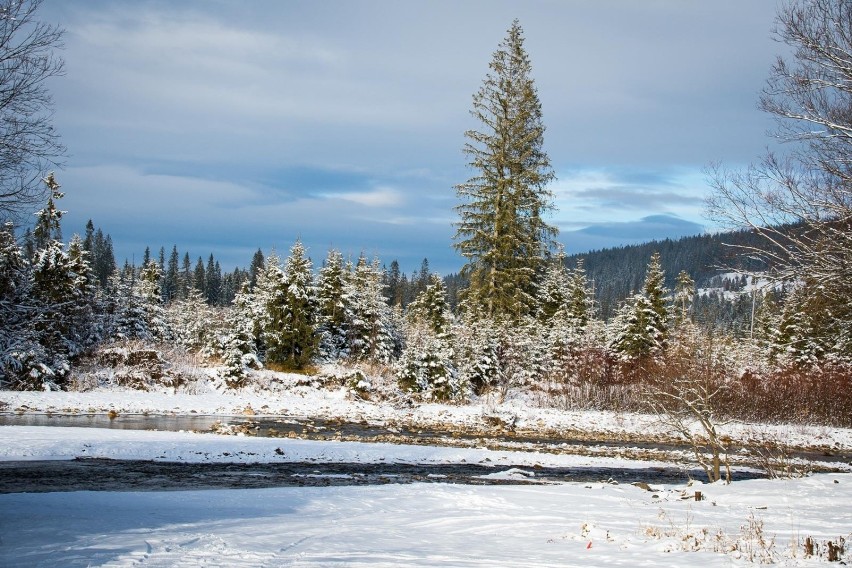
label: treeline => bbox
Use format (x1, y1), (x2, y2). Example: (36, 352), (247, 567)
(562, 229), (770, 319)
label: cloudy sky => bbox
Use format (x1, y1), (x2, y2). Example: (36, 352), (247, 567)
(41, 0), (784, 275)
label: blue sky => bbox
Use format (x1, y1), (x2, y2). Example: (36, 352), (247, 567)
(41, 0), (783, 275)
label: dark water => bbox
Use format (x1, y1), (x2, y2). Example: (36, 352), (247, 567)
(1, 412), (846, 493)
(0, 458), (762, 493)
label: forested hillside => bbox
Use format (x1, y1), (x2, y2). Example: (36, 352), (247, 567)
(563, 229), (770, 318)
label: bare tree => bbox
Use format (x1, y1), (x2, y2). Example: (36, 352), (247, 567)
(0, 0), (64, 221)
(644, 326), (732, 483)
(706, 0), (852, 358)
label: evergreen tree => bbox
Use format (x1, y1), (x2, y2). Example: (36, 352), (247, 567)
(564, 258), (594, 330)
(644, 252), (669, 333)
(316, 249), (349, 360)
(537, 248), (570, 322)
(249, 248), (265, 290)
(406, 273), (452, 337)
(193, 256), (205, 295)
(180, 252), (192, 300)
(164, 245), (179, 303)
(454, 20), (556, 320)
(91, 229), (109, 287)
(166, 288), (214, 351)
(251, 250), (289, 364)
(83, 220), (95, 256)
(220, 281), (261, 386)
(415, 258), (430, 296)
(398, 273), (457, 399)
(346, 255), (398, 363)
(205, 254), (221, 305)
(32, 173), (64, 250)
(386, 259), (403, 307)
(0, 222), (45, 388)
(674, 270), (696, 324)
(610, 253), (670, 360)
(280, 239), (318, 368)
(135, 258), (169, 340)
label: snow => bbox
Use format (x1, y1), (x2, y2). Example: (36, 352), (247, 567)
(0, 425), (676, 470)
(0, 429), (849, 567)
(2, 378), (851, 452)
(2, 384), (851, 565)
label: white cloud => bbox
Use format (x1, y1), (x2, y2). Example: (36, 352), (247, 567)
(322, 187), (404, 208)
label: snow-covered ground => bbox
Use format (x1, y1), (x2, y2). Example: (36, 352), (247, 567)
(2, 375), (851, 566)
(0, 425), (850, 566)
(2, 372), (851, 452)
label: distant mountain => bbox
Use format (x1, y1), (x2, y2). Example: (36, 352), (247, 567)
(562, 214), (705, 254)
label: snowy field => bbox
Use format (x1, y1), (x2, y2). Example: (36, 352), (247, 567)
(3, 372), (851, 452)
(2, 475), (850, 567)
(2, 376), (851, 566)
(1, 425), (851, 566)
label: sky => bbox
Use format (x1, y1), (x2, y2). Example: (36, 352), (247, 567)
(39, 0), (785, 275)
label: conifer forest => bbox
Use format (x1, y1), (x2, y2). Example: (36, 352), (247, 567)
(2, 4), (851, 431)
(4, 2), (852, 565)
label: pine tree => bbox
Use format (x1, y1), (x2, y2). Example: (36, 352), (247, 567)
(386, 259), (403, 307)
(280, 239), (318, 369)
(316, 249), (349, 360)
(0, 222), (45, 388)
(251, 250), (289, 365)
(406, 273), (452, 337)
(398, 273), (457, 399)
(249, 248), (265, 290)
(537, 248), (570, 322)
(166, 288), (214, 351)
(346, 255), (398, 363)
(83, 220), (95, 256)
(205, 254), (220, 305)
(610, 253), (670, 360)
(454, 20), (557, 320)
(564, 258), (594, 330)
(136, 258), (170, 340)
(33, 173), (64, 250)
(644, 252), (669, 334)
(164, 245), (179, 303)
(180, 252), (192, 300)
(193, 256), (205, 295)
(674, 270), (695, 324)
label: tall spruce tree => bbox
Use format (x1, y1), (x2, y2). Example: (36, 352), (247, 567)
(454, 20), (556, 320)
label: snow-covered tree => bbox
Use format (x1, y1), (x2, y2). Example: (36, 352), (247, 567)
(453, 317), (499, 396)
(674, 270), (695, 324)
(537, 249), (570, 322)
(611, 253), (670, 360)
(280, 239), (318, 369)
(316, 249), (349, 360)
(346, 255), (399, 363)
(0, 222), (45, 388)
(406, 274), (452, 337)
(397, 274), (458, 398)
(250, 250), (288, 365)
(563, 258), (595, 330)
(610, 294), (665, 361)
(166, 289), (215, 351)
(396, 324), (458, 400)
